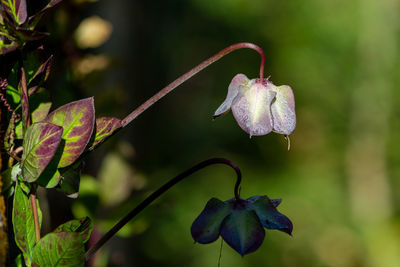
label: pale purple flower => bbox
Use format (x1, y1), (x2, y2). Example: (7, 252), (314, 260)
(214, 74), (296, 137)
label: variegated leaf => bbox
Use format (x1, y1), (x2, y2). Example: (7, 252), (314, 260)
(45, 97), (95, 168)
(1, 0), (27, 25)
(22, 122), (63, 182)
(89, 117), (122, 150)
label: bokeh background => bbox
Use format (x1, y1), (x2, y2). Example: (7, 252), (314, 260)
(35, 0), (400, 266)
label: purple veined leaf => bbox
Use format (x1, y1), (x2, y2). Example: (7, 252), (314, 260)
(248, 195), (293, 235)
(89, 117), (122, 150)
(22, 122), (63, 182)
(220, 207), (265, 256)
(45, 97), (95, 168)
(1, 0), (27, 25)
(12, 181), (41, 266)
(53, 217), (92, 243)
(31, 102), (52, 122)
(0, 39), (18, 55)
(26, 55), (53, 85)
(27, 0), (63, 30)
(191, 198), (230, 244)
(14, 102), (52, 140)
(31, 232), (85, 267)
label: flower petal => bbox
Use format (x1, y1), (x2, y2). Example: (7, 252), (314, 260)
(270, 85), (296, 135)
(232, 82), (275, 137)
(220, 207), (265, 256)
(191, 198), (230, 244)
(213, 74), (249, 118)
(248, 195), (293, 235)
(247, 196), (282, 208)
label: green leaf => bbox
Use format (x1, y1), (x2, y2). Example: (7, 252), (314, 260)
(31, 102), (52, 122)
(18, 180), (30, 194)
(28, 0), (63, 30)
(58, 161), (82, 198)
(31, 232), (85, 267)
(12, 181), (36, 266)
(1, 0), (27, 25)
(36, 166), (61, 188)
(24, 49), (53, 86)
(11, 254), (26, 267)
(0, 39), (18, 55)
(14, 91), (52, 140)
(22, 122), (63, 182)
(54, 217), (92, 243)
(6, 64), (20, 105)
(1, 163), (19, 193)
(89, 117), (121, 150)
(45, 97), (95, 168)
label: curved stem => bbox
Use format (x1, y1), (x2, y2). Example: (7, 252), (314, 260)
(121, 42), (265, 127)
(85, 157), (242, 260)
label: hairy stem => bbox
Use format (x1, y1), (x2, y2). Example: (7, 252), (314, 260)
(121, 42), (265, 127)
(85, 157), (242, 260)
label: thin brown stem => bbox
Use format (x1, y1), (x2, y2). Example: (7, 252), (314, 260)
(13, 146), (23, 155)
(30, 192), (40, 242)
(19, 66), (31, 131)
(85, 157), (242, 261)
(6, 151), (21, 162)
(121, 42), (265, 127)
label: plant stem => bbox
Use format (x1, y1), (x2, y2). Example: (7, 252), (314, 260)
(121, 42), (265, 127)
(19, 60), (40, 242)
(85, 157), (242, 260)
(19, 66), (30, 131)
(30, 191), (40, 242)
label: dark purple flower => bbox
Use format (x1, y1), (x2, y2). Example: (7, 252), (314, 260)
(191, 195), (292, 256)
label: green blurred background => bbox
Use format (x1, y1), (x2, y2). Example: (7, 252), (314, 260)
(37, 0), (400, 266)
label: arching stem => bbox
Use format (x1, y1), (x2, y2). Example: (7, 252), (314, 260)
(121, 42), (265, 127)
(85, 157), (242, 260)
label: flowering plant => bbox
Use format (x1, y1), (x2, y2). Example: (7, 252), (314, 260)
(0, 1), (296, 265)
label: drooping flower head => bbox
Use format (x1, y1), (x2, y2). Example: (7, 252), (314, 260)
(214, 74), (296, 137)
(191, 195), (292, 256)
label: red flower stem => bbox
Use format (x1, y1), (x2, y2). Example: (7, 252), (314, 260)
(19, 66), (31, 131)
(121, 42), (265, 127)
(30, 191), (41, 242)
(85, 157), (242, 261)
